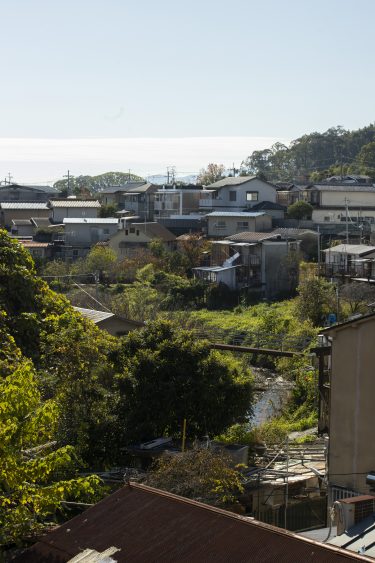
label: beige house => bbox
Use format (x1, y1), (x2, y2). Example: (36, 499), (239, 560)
(109, 222), (176, 258)
(320, 313), (375, 501)
(48, 199), (101, 223)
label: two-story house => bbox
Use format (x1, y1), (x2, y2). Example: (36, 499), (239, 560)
(63, 218), (119, 258)
(109, 222), (176, 259)
(199, 176), (277, 213)
(0, 202), (50, 229)
(154, 186), (203, 218)
(0, 182), (60, 202)
(193, 232), (300, 298)
(322, 243), (375, 279)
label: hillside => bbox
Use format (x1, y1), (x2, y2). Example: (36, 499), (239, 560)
(53, 171), (145, 196)
(241, 123), (375, 183)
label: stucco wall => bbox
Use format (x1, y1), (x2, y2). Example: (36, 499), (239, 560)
(53, 207), (99, 223)
(328, 317), (375, 494)
(207, 214), (272, 237)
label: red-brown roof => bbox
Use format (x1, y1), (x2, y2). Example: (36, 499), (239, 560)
(16, 483), (370, 563)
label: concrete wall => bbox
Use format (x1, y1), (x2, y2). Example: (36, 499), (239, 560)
(53, 207), (99, 223)
(321, 190), (375, 207)
(328, 316), (375, 494)
(207, 214), (272, 237)
(312, 208), (375, 223)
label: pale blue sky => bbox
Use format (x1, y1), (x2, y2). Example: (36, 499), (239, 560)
(1, 0), (374, 139)
(0, 1), (374, 181)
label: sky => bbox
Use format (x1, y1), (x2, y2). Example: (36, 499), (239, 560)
(0, 0), (374, 182)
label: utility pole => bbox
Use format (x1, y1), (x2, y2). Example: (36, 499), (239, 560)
(128, 169), (131, 182)
(284, 436), (289, 530)
(7, 172), (12, 184)
(63, 170), (71, 196)
(344, 197), (349, 244)
(317, 225), (321, 276)
(167, 166), (176, 185)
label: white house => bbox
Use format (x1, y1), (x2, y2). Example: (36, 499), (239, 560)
(63, 218), (119, 246)
(49, 199), (101, 223)
(199, 176), (277, 213)
(206, 211), (272, 238)
(323, 243), (375, 278)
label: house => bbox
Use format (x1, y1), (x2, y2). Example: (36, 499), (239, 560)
(120, 183), (157, 221)
(154, 185), (203, 218)
(18, 240), (51, 260)
(99, 182), (148, 207)
(109, 222), (176, 259)
(301, 185), (375, 225)
(206, 211), (272, 238)
(0, 202), (50, 229)
(272, 228), (319, 260)
(194, 232), (300, 298)
(318, 313), (375, 502)
(0, 182), (60, 202)
(16, 482), (367, 563)
(322, 244), (375, 279)
(73, 307), (144, 336)
(10, 219), (35, 237)
(199, 176), (277, 213)
(63, 218), (119, 248)
(49, 199), (101, 223)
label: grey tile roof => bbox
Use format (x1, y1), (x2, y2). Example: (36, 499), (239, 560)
(0, 183), (59, 193)
(252, 201), (286, 211)
(0, 202), (49, 210)
(99, 182), (148, 194)
(323, 244), (375, 255)
(130, 222), (176, 241)
(312, 185), (375, 192)
(226, 232), (279, 242)
(49, 199), (101, 208)
(207, 176), (257, 188)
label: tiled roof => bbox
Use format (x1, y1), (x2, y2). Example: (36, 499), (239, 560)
(99, 182), (147, 194)
(0, 183), (59, 193)
(226, 232), (279, 242)
(207, 176), (257, 188)
(18, 240), (49, 248)
(312, 185), (375, 192)
(207, 211), (266, 218)
(252, 201), (286, 211)
(49, 199), (101, 208)
(0, 202), (49, 210)
(272, 228), (318, 236)
(17, 483), (367, 563)
(127, 222), (176, 241)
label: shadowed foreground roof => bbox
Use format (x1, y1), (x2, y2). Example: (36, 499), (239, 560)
(16, 483), (370, 563)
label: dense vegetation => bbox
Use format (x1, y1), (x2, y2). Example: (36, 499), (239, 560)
(0, 231), (253, 550)
(53, 171), (144, 196)
(241, 123), (375, 182)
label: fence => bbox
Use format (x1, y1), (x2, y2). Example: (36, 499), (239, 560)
(258, 496), (327, 532)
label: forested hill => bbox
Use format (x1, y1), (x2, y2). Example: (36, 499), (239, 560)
(53, 171), (144, 196)
(241, 123), (375, 183)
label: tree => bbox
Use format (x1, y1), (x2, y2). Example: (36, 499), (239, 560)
(98, 203), (118, 218)
(0, 361), (104, 548)
(287, 201), (313, 220)
(340, 283), (375, 315)
(115, 320), (253, 442)
(145, 448), (244, 507)
(84, 245), (117, 278)
(197, 163), (225, 185)
(356, 141), (375, 177)
(295, 276), (336, 326)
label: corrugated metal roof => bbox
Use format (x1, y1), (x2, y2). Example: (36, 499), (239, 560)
(207, 211), (266, 217)
(17, 483), (370, 563)
(0, 202), (49, 209)
(323, 244), (375, 255)
(74, 307), (114, 323)
(63, 218), (119, 224)
(49, 200), (101, 208)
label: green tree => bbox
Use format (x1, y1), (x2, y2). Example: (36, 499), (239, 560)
(287, 201), (313, 220)
(295, 276), (336, 326)
(85, 245), (117, 277)
(0, 361), (104, 548)
(99, 203), (118, 217)
(115, 320), (253, 442)
(197, 163), (225, 185)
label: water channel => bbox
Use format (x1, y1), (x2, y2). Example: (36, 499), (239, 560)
(250, 367), (294, 427)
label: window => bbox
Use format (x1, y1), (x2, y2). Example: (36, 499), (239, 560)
(215, 220), (226, 230)
(136, 229), (140, 236)
(125, 229), (129, 235)
(246, 191), (258, 201)
(130, 227), (135, 233)
(229, 191), (237, 202)
(237, 221), (249, 229)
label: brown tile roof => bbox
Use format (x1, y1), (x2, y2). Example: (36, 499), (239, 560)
(16, 483), (369, 563)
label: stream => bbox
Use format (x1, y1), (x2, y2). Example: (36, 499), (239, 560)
(249, 368), (294, 427)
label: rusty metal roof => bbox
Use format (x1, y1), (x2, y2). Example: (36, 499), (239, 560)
(16, 483), (371, 563)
